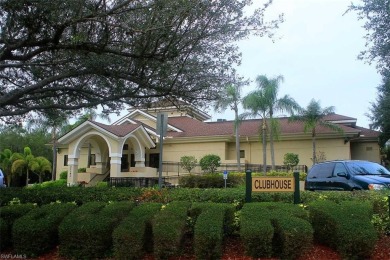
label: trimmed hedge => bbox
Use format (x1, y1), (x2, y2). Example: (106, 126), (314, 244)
(113, 203), (162, 259)
(12, 203), (76, 257)
(0, 187), (143, 206)
(58, 201), (107, 258)
(0, 204), (36, 249)
(59, 201), (134, 259)
(153, 201), (191, 259)
(179, 173), (245, 188)
(240, 202), (313, 259)
(191, 203), (235, 260)
(308, 200), (378, 259)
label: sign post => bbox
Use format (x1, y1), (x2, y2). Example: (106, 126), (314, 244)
(223, 170), (228, 188)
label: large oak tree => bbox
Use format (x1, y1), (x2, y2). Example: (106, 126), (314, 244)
(0, 0), (282, 123)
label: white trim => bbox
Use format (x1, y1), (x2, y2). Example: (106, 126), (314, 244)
(110, 153), (122, 158)
(110, 159), (122, 164)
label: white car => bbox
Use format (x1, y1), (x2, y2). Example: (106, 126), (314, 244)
(0, 169), (5, 187)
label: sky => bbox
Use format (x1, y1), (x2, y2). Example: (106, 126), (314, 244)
(207, 0), (381, 128)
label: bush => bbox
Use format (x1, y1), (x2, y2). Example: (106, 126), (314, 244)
(179, 173), (244, 188)
(29, 179), (67, 189)
(240, 202), (312, 259)
(59, 201), (134, 259)
(59, 171), (67, 180)
(12, 203), (76, 257)
(199, 154), (221, 173)
(58, 202), (106, 258)
(180, 155), (197, 174)
(153, 201), (191, 259)
(113, 203), (162, 259)
(308, 200), (377, 259)
(283, 153), (299, 171)
(0, 204), (36, 249)
(191, 203), (235, 259)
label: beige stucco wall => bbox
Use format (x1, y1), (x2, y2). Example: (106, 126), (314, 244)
(162, 141), (227, 162)
(225, 138), (351, 167)
(350, 142), (381, 163)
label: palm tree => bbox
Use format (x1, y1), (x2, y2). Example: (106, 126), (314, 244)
(11, 147), (35, 186)
(242, 86), (269, 173)
(290, 99), (343, 164)
(214, 84), (242, 171)
(256, 75), (300, 170)
(0, 148), (14, 186)
(30, 156), (52, 183)
(28, 110), (69, 180)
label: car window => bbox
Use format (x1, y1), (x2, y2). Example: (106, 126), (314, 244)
(308, 163), (335, 178)
(333, 163), (347, 177)
(346, 161), (390, 175)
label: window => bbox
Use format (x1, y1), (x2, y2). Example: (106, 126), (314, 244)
(64, 155), (68, 166)
(333, 163), (347, 177)
(307, 163), (335, 179)
(89, 154), (96, 166)
(240, 150), (245, 158)
(123, 144), (128, 150)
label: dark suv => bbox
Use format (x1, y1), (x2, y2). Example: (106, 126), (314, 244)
(305, 160), (390, 191)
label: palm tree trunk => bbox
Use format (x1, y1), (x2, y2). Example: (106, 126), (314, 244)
(26, 168), (29, 186)
(234, 108), (241, 172)
(262, 120), (267, 174)
(269, 119), (275, 170)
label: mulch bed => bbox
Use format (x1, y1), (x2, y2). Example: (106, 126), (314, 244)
(2, 235), (390, 260)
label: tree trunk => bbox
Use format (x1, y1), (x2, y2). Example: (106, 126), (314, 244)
(26, 169), (29, 186)
(269, 119), (275, 170)
(262, 120), (267, 174)
(52, 128), (57, 181)
(234, 107), (241, 172)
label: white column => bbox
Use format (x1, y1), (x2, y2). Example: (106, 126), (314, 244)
(67, 157), (78, 186)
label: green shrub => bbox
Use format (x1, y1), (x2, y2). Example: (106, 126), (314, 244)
(29, 179), (67, 189)
(240, 203), (274, 258)
(199, 154), (221, 173)
(283, 153), (299, 171)
(179, 173), (244, 188)
(0, 204), (36, 249)
(59, 170), (67, 180)
(0, 218), (9, 249)
(59, 201), (134, 259)
(0, 187), (144, 206)
(78, 168), (86, 173)
(240, 202), (312, 259)
(191, 203), (235, 259)
(180, 155), (197, 174)
(12, 203), (76, 257)
(113, 203), (162, 259)
(59, 201), (106, 258)
(308, 200), (377, 259)
(153, 201), (191, 259)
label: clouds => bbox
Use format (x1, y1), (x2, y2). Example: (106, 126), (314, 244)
(211, 0), (381, 128)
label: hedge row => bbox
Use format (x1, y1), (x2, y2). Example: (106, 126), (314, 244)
(308, 200), (378, 259)
(59, 201), (134, 259)
(240, 202), (313, 259)
(0, 204), (36, 249)
(191, 203), (235, 259)
(153, 201), (191, 259)
(1, 187), (388, 212)
(12, 203), (77, 257)
(179, 173), (245, 188)
(113, 203), (162, 259)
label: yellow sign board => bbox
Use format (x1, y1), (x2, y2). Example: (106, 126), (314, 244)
(252, 177), (295, 192)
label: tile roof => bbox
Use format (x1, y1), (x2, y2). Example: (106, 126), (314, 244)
(92, 121), (141, 137)
(165, 115), (367, 138)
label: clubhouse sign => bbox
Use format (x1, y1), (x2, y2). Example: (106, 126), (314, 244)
(252, 177), (295, 192)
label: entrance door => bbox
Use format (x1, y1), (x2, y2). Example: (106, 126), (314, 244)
(121, 154), (129, 172)
(149, 154), (159, 168)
